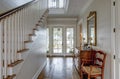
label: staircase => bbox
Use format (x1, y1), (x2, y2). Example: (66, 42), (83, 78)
(0, 0), (48, 79)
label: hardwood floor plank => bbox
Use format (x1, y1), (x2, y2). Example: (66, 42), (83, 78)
(38, 57), (80, 79)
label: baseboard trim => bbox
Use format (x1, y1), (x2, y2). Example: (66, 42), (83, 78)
(47, 54), (74, 57)
(32, 61), (47, 79)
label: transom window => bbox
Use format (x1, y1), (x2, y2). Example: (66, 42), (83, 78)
(48, 0), (64, 8)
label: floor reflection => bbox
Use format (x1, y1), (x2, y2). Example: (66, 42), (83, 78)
(42, 57), (80, 79)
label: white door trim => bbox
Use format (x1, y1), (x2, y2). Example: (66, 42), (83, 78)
(111, 0), (115, 79)
(48, 25), (76, 56)
(115, 0), (120, 79)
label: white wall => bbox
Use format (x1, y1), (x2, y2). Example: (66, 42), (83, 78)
(78, 0), (112, 79)
(48, 18), (77, 27)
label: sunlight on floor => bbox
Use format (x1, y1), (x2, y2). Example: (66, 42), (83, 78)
(38, 57), (80, 79)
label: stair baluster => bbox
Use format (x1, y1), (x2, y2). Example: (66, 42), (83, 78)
(3, 17), (8, 78)
(0, 20), (3, 79)
(0, 0), (49, 78)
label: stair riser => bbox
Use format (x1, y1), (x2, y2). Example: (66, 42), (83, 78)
(29, 36), (37, 41)
(19, 51), (29, 60)
(25, 43), (33, 49)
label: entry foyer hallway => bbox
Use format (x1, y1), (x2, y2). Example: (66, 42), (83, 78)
(38, 57), (80, 79)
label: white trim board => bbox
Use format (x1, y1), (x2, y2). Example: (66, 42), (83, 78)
(32, 61), (47, 79)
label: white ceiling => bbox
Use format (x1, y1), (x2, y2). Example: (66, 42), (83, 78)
(0, 0), (32, 14)
(49, 0), (94, 18)
(67, 0), (89, 16)
(0, 0), (94, 18)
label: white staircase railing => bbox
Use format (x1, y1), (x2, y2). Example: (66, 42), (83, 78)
(0, 0), (48, 79)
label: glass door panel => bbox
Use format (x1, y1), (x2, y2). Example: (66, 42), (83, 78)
(66, 28), (74, 53)
(47, 28), (49, 53)
(53, 28), (62, 53)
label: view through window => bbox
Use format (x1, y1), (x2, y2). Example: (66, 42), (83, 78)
(48, 0), (64, 8)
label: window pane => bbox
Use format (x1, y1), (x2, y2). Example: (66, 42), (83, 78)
(53, 28), (62, 53)
(49, 0), (56, 8)
(47, 28), (49, 53)
(59, 0), (64, 8)
(66, 28), (74, 53)
(48, 0), (64, 8)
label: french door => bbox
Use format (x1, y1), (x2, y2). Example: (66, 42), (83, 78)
(52, 27), (74, 55)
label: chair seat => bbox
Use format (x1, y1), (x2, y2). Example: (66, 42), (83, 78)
(83, 66), (101, 75)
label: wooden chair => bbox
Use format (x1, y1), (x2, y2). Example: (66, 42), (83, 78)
(81, 50), (106, 79)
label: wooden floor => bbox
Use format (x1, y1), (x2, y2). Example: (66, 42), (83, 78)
(38, 57), (80, 79)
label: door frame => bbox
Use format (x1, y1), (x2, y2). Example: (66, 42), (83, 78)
(79, 24), (83, 49)
(49, 25), (76, 56)
(115, 0), (120, 79)
(111, 0), (116, 79)
(111, 0), (120, 79)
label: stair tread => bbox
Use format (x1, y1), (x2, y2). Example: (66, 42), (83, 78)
(8, 59), (24, 67)
(24, 40), (33, 43)
(36, 24), (40, 26)
(5, 74), (16, 79)
(17, 49), (29, 53)
(29, 34), (36, 36)
(33, 28), (39, 31)
(4, 74), (16, 79)
(33, 28), (37, 30)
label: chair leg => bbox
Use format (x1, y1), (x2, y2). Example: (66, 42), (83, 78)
(101, 74), (104, 79)
(80, 71), (83, 79)
(88, 74), (90, 79)
(101, 76), (103, 79)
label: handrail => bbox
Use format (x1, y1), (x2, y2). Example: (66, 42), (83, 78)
(0, 0), (37, 20)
